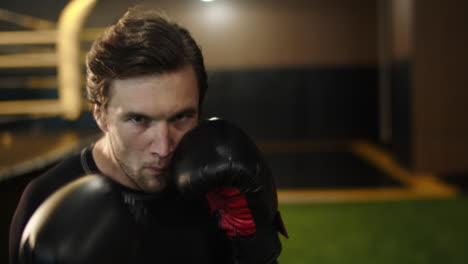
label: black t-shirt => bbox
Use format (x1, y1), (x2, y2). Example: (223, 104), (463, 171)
(9, 146), (233, 264)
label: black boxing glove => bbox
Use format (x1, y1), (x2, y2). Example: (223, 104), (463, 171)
(172, 118), (288, 264)
(19, 174), (139, 264)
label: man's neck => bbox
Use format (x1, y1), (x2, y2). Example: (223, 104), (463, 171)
(92, 137), (140, 190)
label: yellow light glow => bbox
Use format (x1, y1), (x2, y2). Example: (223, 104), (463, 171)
(199, 1), (235, 29)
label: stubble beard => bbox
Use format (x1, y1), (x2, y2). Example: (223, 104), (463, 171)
(108, 134), (167, 193)
(118, 157), (169, 193)
(109, 135), (145, 191)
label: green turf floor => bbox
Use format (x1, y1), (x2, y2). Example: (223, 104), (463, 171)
(277, 197), (468, 264)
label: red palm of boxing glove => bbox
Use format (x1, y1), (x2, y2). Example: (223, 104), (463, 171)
(206, 187), (256, 238)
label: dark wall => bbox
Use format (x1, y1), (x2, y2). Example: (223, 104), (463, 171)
(412, 0), (468, 173)
(391, 60), (412, 169)
(204, 66), (379, 141)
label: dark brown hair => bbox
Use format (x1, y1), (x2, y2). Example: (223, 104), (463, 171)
(85, 8), (207, 109)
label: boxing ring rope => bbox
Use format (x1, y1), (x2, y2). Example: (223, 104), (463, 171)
(0, 0), (100, 120)
(0, 8), (56, 30)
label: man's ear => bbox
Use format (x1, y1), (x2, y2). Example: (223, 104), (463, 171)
(93, 105), (108, 133)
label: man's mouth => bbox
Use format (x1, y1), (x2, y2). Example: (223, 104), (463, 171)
(146, 166), (167, 175)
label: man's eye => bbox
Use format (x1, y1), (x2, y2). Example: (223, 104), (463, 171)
(173, 114), (187, 122)
(130, 116), (146, 124)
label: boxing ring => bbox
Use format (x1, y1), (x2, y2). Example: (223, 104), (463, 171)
(0, 0), (101, 119)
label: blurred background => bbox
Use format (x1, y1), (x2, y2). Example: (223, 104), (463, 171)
(0, 0), (467, 263)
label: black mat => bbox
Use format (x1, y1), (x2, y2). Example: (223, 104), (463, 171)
(438, 172), (468, 193)
(265, 151), (404, 189)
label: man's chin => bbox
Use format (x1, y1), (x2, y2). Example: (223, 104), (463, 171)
(141, 178), (168, 193)
(136, 169), (171, 193)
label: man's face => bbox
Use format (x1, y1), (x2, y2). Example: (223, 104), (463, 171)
(96, 65), (199, 192)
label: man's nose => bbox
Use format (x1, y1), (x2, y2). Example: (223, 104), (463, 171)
(148, 122), (173, 158)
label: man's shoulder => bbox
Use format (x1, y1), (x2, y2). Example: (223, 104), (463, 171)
(26, 148), (90, 202)
(41, 149), (87, 178)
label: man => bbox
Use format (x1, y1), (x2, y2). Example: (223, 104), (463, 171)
(10, 7), (284, 264)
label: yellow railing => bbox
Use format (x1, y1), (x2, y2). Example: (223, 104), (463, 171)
(0, 0), (103, 120)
